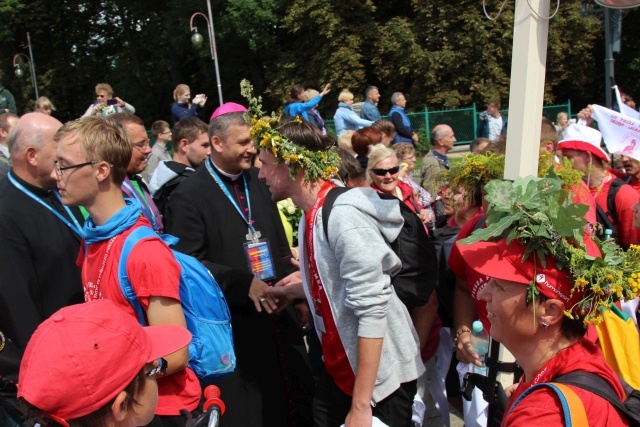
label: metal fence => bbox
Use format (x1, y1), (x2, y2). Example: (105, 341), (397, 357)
(325, 101), (573, 152)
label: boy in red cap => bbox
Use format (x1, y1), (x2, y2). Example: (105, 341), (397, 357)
(18, 299), (191, 427)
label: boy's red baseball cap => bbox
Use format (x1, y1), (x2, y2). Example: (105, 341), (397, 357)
(457, 238), (582, 309)
(18, 299), (192, 424)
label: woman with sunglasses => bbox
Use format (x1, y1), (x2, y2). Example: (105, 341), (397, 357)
(366, 144), (431, 223)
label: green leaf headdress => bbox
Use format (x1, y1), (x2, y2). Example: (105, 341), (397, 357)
(240, 80), (340, 182)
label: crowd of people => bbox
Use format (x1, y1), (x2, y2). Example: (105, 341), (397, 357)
(0, 78), (638, 427)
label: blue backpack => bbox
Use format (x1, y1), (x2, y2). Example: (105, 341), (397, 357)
(118, 226), (236, 381)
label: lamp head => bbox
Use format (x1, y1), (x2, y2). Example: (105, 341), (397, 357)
(14, 65), (23, 78)
(191, 30), (203, 46)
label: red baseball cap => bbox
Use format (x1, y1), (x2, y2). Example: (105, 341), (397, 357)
(18, 299), (192, 424)
(210, 102), (247, 121)
(456, 239), (582, 309)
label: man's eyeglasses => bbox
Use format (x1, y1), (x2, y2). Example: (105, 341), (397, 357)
(53, 160), (99, 178)
(132, 140), (151, 150)
(371, 166), (400, 176)
(146, 358), (167, 378)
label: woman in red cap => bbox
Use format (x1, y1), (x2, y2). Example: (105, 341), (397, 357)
(456, 176), (639, 426)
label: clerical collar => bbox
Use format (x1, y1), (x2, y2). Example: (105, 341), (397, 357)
(211, 160), (243, 181)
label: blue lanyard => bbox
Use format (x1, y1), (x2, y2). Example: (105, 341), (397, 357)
(7, 171), (84, 237)
(205, 158), (256, 234)
(122, 180), (158, 232)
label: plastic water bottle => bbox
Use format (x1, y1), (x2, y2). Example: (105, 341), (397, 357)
(604, 229), (613, 241)
(471, 320), (489, 374)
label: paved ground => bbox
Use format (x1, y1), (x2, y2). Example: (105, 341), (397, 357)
(423, 394), (464, 427)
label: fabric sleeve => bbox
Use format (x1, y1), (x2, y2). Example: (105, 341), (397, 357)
(166, 188), (254, 306)
(329, 210), (395, 338)
(0, 217), (45, 350)
(390, 112), (412, 138)
(615, 184), (640, 247)
(126, 239), (182, 310)
(121, 103), (135, 114)
(287, 96), (322, 117)
(343, 111), (373, 130)
(82, 104), (94, 117)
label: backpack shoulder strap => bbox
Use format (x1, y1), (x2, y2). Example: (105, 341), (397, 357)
(321, 187), (351, 240)
(504, 382), (587, 427)
(118, 226), (160, 325)
(554, 370), (639, 424)
(607, 178), (626, 224)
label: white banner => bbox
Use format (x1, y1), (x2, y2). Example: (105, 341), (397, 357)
(590, 104), (640, 161)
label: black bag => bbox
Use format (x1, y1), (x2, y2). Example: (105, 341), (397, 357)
(0, 330), (23, 427)
(595, 178), (625, 242)
(322, 187), (437, 308)
(554, 371), (640, 427)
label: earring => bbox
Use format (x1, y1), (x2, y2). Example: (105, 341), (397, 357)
(541, 322), (549, 329)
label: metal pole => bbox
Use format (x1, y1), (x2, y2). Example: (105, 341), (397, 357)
(604, 8), (614, 109)
(26, 32), (38, 99)
(206, 0), (223, 106)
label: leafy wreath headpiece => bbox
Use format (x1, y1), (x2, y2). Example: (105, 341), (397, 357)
(461, 173), (640, 325)
(240, 80), (340, 182)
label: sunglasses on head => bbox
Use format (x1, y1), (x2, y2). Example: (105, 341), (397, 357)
(371, 166), (400, 176)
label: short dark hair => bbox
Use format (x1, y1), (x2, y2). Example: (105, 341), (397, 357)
(365, 86), (378, 98)
(372, 119), (395, 137)
(287, 84), (305, 102)
(110, 113), (145, 128)
(172, 117), (208, 145)
(278, 117), (332, 152)
(151, 120), (170, 138)
(488, 100), (501, 109)
(0, 113), (18, 132)
(540, 117), (558, 151)
(335, 146), (365, 185)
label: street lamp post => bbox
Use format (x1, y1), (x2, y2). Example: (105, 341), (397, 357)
(12, 32), (39, 100)
(189, 0), (223, 106)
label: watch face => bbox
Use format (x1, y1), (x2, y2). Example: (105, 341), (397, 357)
(0, 330), (5, 352)
(594, 0), (640, 7)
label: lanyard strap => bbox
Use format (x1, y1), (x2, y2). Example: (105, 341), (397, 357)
(122, 180), (157, 231)
(8, 171), (84, 237)
(205, 158), (255, 234)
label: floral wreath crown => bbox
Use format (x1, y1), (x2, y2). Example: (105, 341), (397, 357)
(461, 174), (640, 325)
(240, 80), (340, 182)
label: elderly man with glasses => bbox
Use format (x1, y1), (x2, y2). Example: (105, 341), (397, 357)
(111, 113), (164, 233)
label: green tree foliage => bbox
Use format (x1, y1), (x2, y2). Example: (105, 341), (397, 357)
(0, 0), (619, 123)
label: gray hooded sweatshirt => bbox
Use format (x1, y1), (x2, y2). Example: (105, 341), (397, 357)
(299, 186), (425, 403)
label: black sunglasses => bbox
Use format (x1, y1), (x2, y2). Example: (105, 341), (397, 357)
(371, 166), (400, 176)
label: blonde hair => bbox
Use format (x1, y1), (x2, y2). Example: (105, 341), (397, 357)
(35, 96), (55, 111)
(173, 84), (190, 101)
(54, 116), (132, 185)
(338, 130), (356, 155)
(95, 83), (113, 97)
(303, 89), (320, 102)
(366, 143), (397, 183)
(338, 89), (354, 103)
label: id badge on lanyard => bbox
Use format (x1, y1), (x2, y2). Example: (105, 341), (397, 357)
(243, 230), (275, 281)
